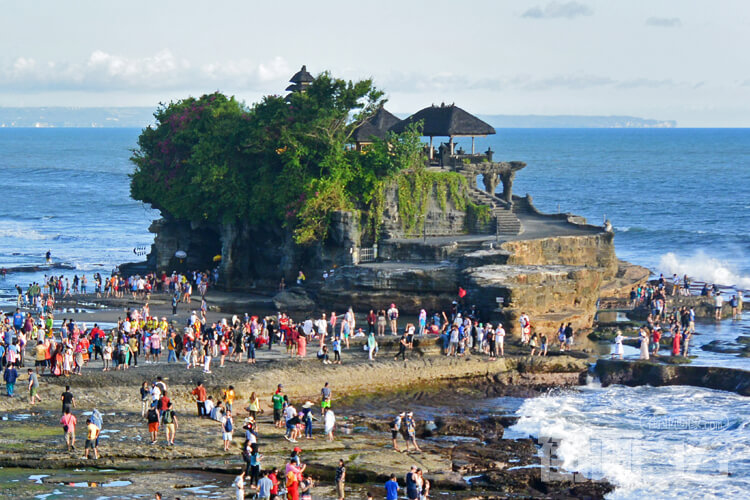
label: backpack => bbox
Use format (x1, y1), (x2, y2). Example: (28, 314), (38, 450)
(162, 409), (174, 424)
(147, 408), (159, 423)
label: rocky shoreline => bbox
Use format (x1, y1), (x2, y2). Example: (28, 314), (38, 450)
(0, 333), (615, 499)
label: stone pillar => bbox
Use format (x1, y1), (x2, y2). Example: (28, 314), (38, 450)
(500, 170), (516, 205)
(483, 171), (500, 195)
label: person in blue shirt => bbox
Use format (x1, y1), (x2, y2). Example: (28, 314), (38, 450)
(385, 474), (399, 500)
(13, 308), (24, 333)
(4, 363), (19, 397)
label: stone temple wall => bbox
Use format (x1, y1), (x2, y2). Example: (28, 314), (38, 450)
(380, 182), (467, 239)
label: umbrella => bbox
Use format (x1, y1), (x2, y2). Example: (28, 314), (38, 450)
(175, 250), (187, 259)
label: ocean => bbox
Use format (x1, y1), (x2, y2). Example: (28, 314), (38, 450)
(0, 127), (748, 498)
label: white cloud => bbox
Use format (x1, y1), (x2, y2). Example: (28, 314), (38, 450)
(521, 1), (593, 19)
(645, 17), (681, 27)
(0, 50), (291, 93)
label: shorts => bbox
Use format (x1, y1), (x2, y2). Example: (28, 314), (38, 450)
(148, 422), (159, 433)
(85, 439), (96, 449)
(35, 360), (45, 367)
(223, 432), (233, 441)
(273, 408), (282, 422)
(321, 400), (331, 410)
(391, 430), (398, 439)
(151, 348), (161, 355)
(336, 481), (345, 498)
(566, 337), (574, 346)
(30, 387), (38, 397)
(165, 423), (175, 433)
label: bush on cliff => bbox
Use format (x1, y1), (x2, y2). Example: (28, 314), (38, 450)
(130, 71), (486, 245)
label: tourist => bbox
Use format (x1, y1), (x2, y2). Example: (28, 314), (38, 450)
(299, 475), (315, 500)
(417, 468), (430, 500)
(367, 309), (376, 334)
(324, 407), (336, 441)
(285, 401), (301, 442)
(247, 442), (262, 485)
(395, 334), (409, 361)
(286, 462), (300, 500)
(529, 333), (538, 356)
(638, 327), (650, 360)
(192, 381), (208, 417)
(387, 303), (399, 335)
(272, 384), (285, 428)
(222, 409), (234, 451)
(84, 417), (99, 459)
(140, 381), (151, 417)
(377, 309), (387, 336)
(301, 401), (315, 439)
(671, 327), (681, 356)
(404, 411), (421, 452)
(519, 312), (531, 344)
(4, 363), (18, 397)
(257, 469), (273, 500)
(335, 458), (346, 500)
(163, 401), (178, 445)
(495, 323), (505, 358)
(332, 336), (342, 364)
(61, 385), (76, 414)
(147, 404), (160, 444)
(385, 474), (400, 500)
(391, 412), (404, 452)
(367, 330), (378, 360)
(268, 467), (280, 499)
(613, 332), (624, 359)
(223, 385), (236, 414)
(60, 408), (77, 451)
(714, 291), (724, 320)
(321, 382), (332, 416)
(540, 333), (548, 356)
(28, 368), (42, 404)
(564, 323), (574, 349)
(405, 466), (420, 500)
(246, 391), (261, 420)
(652, 326), (662, 356)
(34, 340), (47, 374)
(232, 471), (246, 500)
(91, 407), (103, 449)
(317, 345), (331, 363)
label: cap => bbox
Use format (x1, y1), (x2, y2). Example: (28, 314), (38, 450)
(293, 446), (302, 453)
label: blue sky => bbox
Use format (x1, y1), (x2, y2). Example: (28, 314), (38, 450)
(0, 0), (747, 126)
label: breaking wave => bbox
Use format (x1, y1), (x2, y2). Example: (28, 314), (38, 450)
(659, 250), (750, 289)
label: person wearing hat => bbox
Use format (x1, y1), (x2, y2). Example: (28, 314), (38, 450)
(404, 412), (421, 452)
(301, 401), (316, 439)
(391, 412), (404, 452)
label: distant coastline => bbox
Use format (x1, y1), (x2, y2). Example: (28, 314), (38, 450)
(0, 106), (676, 129)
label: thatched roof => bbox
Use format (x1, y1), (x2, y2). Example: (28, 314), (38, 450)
(286, 65), (314, 92)
(390, 103), (495, 137)
(351, 107), (402, 143)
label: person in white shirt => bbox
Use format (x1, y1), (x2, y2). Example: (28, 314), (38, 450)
(495, 324), (505, 357)
(714, 292), (724, 320)
(232, 471), (246, 500)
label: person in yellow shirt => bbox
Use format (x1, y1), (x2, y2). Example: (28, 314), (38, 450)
(35, 341), (48, 375)
(84, 418), (99, 459)
(223, 385), (236, 414)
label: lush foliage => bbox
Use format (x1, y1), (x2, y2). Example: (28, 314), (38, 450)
(130, 72), (489, 245)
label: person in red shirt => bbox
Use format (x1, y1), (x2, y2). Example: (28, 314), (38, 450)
(269, 467), (279, 498)
(191, 382), (207, 417)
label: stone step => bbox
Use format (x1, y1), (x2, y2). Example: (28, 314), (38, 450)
(495, 208), (522, 235)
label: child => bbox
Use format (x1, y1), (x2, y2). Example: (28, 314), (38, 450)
(529, 333), (538, 356)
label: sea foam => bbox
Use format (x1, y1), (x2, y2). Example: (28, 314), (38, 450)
(659, 250), (750, 289)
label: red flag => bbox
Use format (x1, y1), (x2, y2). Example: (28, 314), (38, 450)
(458, 287), (467, 298)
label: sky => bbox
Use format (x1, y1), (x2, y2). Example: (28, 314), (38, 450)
(0, 0), (748, 126)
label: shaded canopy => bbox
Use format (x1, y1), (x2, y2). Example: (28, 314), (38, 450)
(390, 103), (495, 137)
(351, 107), (402, 143)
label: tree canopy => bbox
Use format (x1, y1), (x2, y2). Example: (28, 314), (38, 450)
(130, 71), (451, 244)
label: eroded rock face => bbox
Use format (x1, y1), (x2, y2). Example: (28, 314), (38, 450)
(594, 359), (750, 396)
(272, 287), (316, 312)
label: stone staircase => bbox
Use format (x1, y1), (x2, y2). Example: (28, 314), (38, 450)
(466, 186), (522, 236)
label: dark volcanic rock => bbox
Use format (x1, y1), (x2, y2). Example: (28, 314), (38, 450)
(594, 359), (750, 396)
